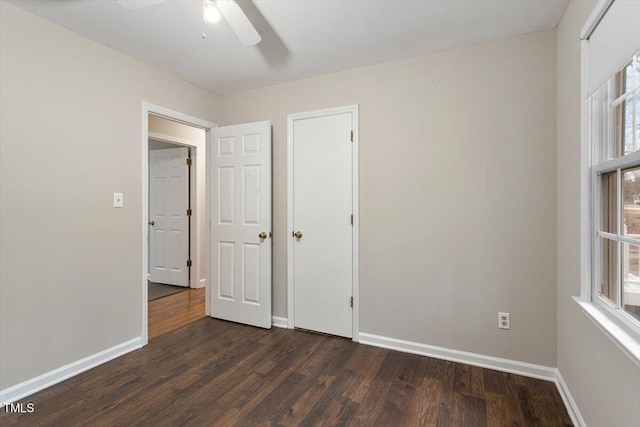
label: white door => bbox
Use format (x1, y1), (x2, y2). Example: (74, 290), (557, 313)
(149, 147), (190, 287)
(210, 121), (272, 329)
(293, 112), (353, 338)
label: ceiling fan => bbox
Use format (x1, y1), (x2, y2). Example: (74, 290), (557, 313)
(117, 0), (261, 46)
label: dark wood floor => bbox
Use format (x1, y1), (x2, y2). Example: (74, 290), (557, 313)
(1, 317), (572, 426)
(148, 287), (205, 340)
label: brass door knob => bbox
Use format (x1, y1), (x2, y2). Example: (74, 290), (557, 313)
(293, 231), (303, 239)
(258, 232), (268, 239)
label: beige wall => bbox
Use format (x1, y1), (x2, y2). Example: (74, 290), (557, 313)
(556, 1), (640, 425)
(148, 116), (208, 289)
(0, 2), (218, 389)
(219, 29), (558, 366)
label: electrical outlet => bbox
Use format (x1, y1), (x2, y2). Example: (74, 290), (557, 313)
(498, 312), (510, 330)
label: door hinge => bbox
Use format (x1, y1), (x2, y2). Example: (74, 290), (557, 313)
(187, 259), (192, 267)
(350, 297), (353, 308)
(350, 214), (353, 225)
(350, 130), (353, 142)
(187, 209), (192, 216)
(186, 158), (192, 166)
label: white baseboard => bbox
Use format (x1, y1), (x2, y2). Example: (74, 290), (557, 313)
(554, 369), (586, 427)
(272, 316), (289, 329)
(0, 337), (143, 404)
(359, 332), (557, 381)
(195, 278), (206, 289)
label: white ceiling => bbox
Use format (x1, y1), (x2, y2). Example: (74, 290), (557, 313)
(7, 0), (569, 94)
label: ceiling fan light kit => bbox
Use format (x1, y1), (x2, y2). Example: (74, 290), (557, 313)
(203, 0), (222, 24)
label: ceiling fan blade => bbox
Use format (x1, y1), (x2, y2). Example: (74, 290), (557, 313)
(216, 0), (261, 46)
(117, 0), (168, 10)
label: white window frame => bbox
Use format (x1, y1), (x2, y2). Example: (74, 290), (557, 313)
(578, 0), (640, 368)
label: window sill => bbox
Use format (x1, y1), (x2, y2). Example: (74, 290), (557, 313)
(573, 297), (640, 368)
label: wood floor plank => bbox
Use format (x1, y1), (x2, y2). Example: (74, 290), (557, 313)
(273, 374), (336, 426)
(469, 365), (485, 399)
(315, 395), (360, 427)
(483, 368), (508, 395)
(0, 318), (573, 426)
(436, 360), (456, 427)
(241, 371), (308, 424)
(416, 378), (444, 426)
(424, 356), (449, 381)
(485, 391), (527, 427)
(452, 393), (488, 427)
(298, 370), (359, 427)
(341, 345), (388, 404)
(453, 363), (472, 395)
(147, 365), (254, 427)
(517, 383), (541, 425)
(375, 379), (421, 426)
(77, 375), (183, 427)
(349, 373), (393, 425)
(148, 287), (205, 340)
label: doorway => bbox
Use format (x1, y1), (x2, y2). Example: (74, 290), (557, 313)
(142, 104), (216, 345)
(147, 115), (206, 339)
(287, 105), (360, 340)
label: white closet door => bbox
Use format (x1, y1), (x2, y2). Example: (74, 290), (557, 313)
(293, 112), (353, 338)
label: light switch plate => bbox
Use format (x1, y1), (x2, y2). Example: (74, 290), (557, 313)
(113, 192), (123, 208)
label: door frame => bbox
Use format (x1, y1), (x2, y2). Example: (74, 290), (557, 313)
(286, 104), (360, 341)
(141, 102), (217, 346)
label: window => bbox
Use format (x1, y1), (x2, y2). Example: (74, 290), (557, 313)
(581, 0), (640, 364)
(591, 54), (640, 328)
